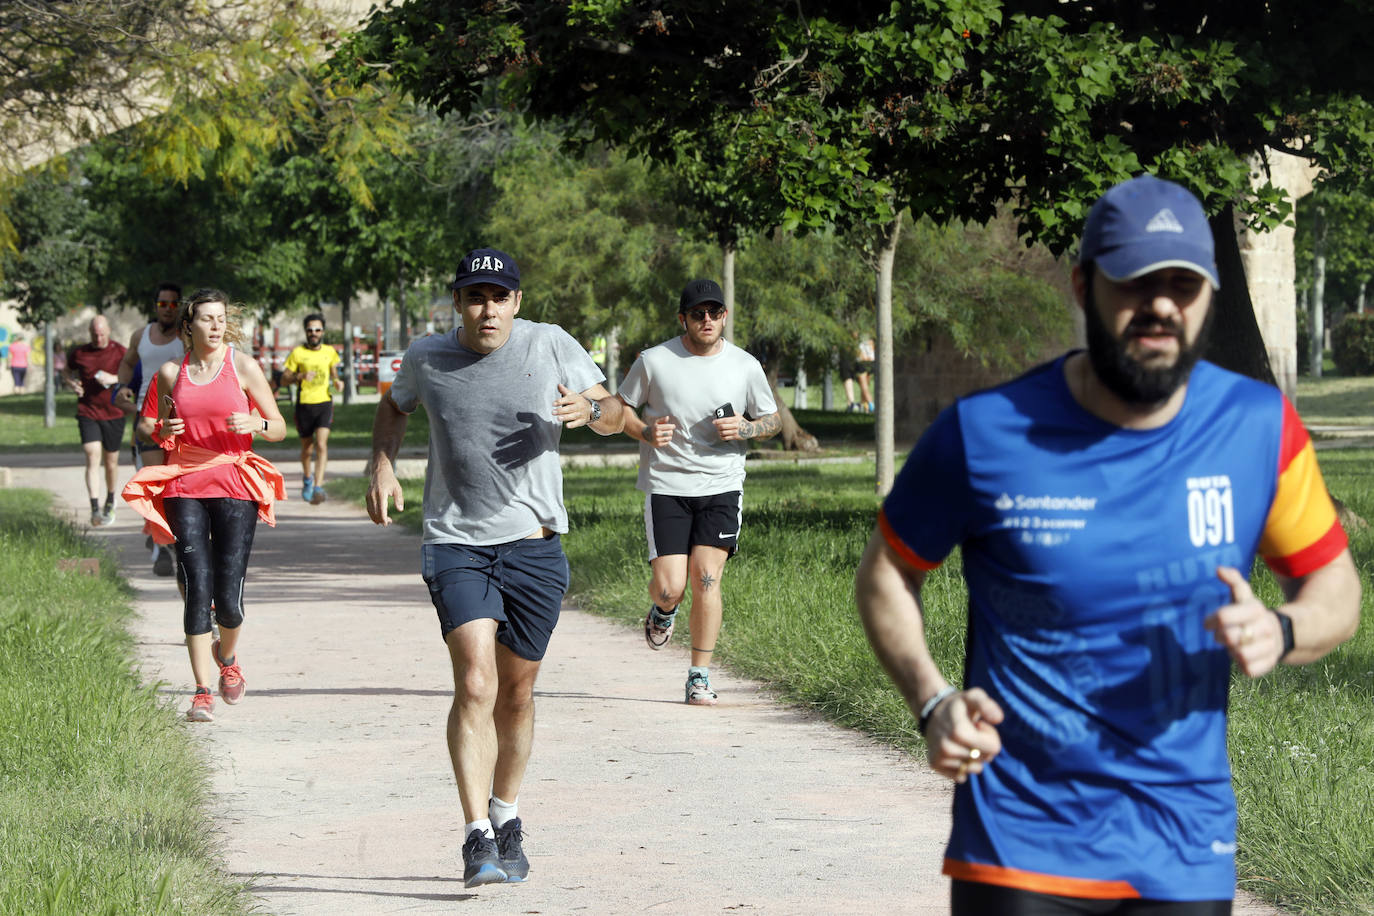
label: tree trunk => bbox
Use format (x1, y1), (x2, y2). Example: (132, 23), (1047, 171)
(823, 349), (836, 410)
(1311, 204), (1327, 378)
(1202, 205), (1278, 386)
(342, 297), (356, 404)
(1358, 279), (1366, 315)
(722, 241), (736, 343)
(874, 216), (902, 496)
(761, 360), (818, 451)
(606, 325), (621, 394)
(43, 320), (56, 428)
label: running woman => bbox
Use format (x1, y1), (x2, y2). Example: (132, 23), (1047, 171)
(123, 289), (287, 723)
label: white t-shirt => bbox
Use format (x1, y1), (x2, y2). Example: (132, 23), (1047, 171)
(618, 336), (777, 497)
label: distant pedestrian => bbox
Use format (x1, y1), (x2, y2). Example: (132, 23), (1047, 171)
(64, 315), (128, 526)
(123, 289), (287, 724)
(840, 334), (874, 413)
(280, 313), (342, 504)
(855, 174), (1362, 914)
(617, 278), (779, 706)
(8, 334), (30, 391)
(117, 282), (185, 575)
(367, 247), (624, 888)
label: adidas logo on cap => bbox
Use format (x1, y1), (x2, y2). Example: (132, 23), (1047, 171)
(1144, 208), (1185, 233)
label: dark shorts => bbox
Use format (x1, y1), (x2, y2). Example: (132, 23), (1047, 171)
(644, 491), (742, 560)
(421, 535), (569, 661)
(295, 400), (334, 438)
(77, 415), (127, 452)
(951, 881), (1231, 916)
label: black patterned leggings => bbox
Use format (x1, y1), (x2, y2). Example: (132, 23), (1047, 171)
(164, 496), (258, 635)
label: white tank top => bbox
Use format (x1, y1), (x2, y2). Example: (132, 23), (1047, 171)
(136, 325), (186, 404)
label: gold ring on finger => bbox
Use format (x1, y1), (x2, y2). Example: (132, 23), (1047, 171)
(968, 748), (982, 762)
(956, 759), (969, 778)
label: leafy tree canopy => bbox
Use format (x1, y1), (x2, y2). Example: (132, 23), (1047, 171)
(340, 0), (1374, 252)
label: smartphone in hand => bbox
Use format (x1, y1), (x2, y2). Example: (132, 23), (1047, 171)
(160, 394), (177, 421)
(714, 402), (735, 419)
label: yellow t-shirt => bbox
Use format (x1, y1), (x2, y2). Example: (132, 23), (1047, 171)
(284, 344), (340, 405)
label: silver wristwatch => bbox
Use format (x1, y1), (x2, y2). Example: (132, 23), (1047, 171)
(587, 398), (602, 423)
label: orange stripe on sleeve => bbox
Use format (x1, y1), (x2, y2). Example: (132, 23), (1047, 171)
(877, 509), (940, 571)
(943, 859), (1140, 899)
(1259, 440), (1347, 577)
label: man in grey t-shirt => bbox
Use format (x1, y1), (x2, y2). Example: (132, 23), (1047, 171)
(617, 278), (779, 706)
(367, 247), (624, 889)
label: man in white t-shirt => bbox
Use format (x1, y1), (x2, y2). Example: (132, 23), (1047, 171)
(617, 279), (780, 705)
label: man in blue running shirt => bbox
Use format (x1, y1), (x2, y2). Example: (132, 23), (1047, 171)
(856, 175), (1361, 916)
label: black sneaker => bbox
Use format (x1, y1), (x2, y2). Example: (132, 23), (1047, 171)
(153, 550), (174, 577)
(462, 829), (507, 887)
(494, 818), (529, 882)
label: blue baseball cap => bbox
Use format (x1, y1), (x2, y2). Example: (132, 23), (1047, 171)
(1079, 174), (1220, 289)
(450, 247), (520, 291)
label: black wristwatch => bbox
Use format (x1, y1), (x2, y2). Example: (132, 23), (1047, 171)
(587, 398), (602, 423)
(1270, 608), (1295, 661)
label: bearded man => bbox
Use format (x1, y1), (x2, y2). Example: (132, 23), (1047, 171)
(856, 174), (1361, 916)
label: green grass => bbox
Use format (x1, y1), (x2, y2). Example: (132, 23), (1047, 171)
(334, 447), (1374, 915)
(1295, 375), (1374, 428)
(0, 489), (252, 916)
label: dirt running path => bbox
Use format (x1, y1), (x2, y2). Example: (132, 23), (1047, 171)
(8, 454), (1278, 916)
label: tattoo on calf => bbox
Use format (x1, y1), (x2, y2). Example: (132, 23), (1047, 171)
(659, 590), (674, 605)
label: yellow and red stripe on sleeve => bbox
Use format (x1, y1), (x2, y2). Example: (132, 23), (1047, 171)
(1259, 396), (1348, 579)
(877, 508), (941, 571)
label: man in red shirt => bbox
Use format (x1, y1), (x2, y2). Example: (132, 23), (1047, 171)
(64, 315), (128, 526)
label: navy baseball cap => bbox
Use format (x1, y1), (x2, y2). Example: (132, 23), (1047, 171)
(450, 247), (520, 291)
(679, 278), (725, 312)
(1079, 174), (1220, 289)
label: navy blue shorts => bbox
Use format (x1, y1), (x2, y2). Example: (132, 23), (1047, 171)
(421, 535), (569, 661)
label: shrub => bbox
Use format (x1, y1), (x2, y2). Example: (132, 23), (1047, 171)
(1331, 312), (1374, 376)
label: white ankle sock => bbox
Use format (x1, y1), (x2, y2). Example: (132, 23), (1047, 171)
(489, 796), (518, 828)
(464, 818), (493, 839)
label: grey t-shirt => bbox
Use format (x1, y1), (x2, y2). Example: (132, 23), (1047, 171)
(618, 337), (777, 496)
(389, 318), (604, 545)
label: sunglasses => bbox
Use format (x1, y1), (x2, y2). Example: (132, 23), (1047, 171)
(156, 300), (179, 308)
(685, 305), (726, 322)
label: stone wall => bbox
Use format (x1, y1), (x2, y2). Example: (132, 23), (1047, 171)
(893, 228), (1079, 444)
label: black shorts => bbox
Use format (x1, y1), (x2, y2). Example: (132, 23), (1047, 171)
(644, 491), (742, 560)
(421, 535), (569, 661)
(294, 400), (334, 438)
(950, 881), (1231, 916)
(77, 415), (127, 452)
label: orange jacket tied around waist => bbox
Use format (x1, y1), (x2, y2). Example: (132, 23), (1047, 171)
(121, 443), (286, 545)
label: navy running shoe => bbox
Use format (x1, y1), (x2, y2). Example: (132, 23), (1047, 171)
(462, 830), (508, 887)
(494, 818), (529, 882)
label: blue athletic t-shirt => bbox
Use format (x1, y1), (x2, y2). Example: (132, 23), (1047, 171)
(880, 354), (1346, 900)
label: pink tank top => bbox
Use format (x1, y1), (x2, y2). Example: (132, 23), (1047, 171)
(164, 348), (256, 500)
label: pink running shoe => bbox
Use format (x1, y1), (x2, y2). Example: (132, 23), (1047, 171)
(211, 638), (246, 704)
(187, 691), (214, 722)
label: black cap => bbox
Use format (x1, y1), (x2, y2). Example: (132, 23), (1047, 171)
(450, 247), (520, 291)
(678, 278), (725, 312)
